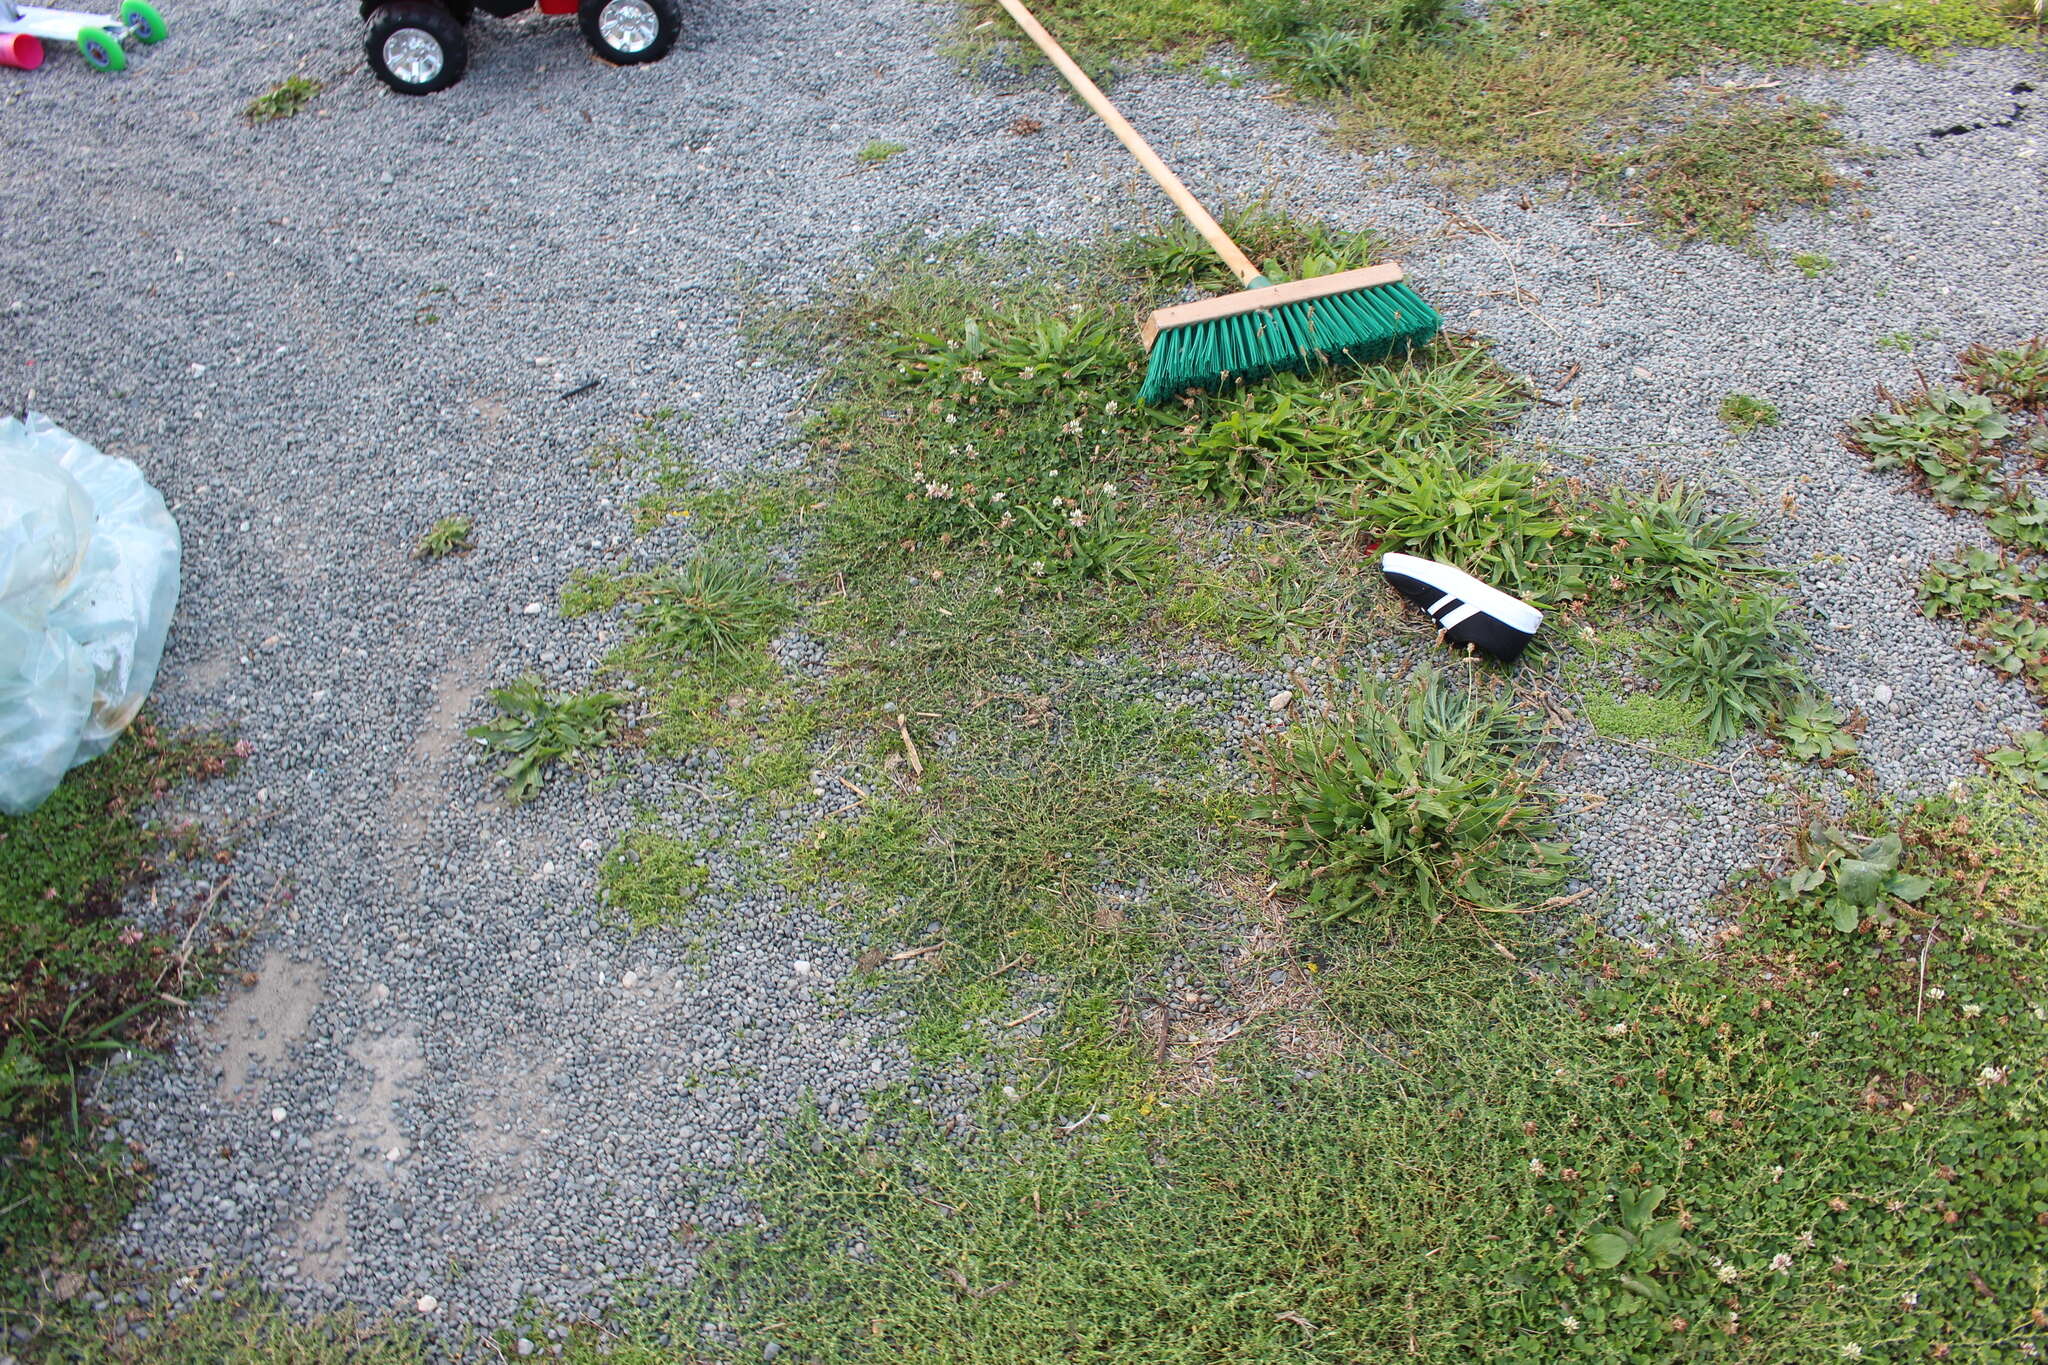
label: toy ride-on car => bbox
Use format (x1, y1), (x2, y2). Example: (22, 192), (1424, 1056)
(0, 0), (167, 73)
(362, 0), (680, 95)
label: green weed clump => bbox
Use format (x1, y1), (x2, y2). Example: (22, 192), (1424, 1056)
(1959, 335), (2048, 410)
(1257, 669), (1569, 922)
(467, 677), (622, 804)
(1775, 693), (1861, 764)
(1855, 362), (2048, 722)
(1718, 392), (1780, 431)
(814, 693), (1222, 974)
(1918, 546), (2048, 620)
(413, 514), (473, 559)
(1640, 581), (1810, 743)
(1, 724), (237, 1135)
(1597, 99), (1861, 250)
(624, 555), (791, 663)
(244, 75), (320, 123)
(1178, 344), (1526, 509)
(1848, 386), (2013, 512)
(1985, 728), (2048, 789)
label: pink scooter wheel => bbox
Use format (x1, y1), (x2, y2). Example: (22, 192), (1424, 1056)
(0, 32), (45, 70)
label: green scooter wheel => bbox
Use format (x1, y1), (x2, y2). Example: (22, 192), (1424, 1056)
(76, 26), (126, 71)
(120, 0), (167, 44)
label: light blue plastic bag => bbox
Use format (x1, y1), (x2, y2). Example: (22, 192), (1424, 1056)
(0, 413), (180, 815)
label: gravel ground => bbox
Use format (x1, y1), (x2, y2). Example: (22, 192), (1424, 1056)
(2, 0), (2042, 1346)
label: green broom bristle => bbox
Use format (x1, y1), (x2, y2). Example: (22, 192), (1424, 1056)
(1138, 278), (1442, 406)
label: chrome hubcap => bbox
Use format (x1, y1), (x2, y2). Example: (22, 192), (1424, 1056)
(597, 0), (659, 53)
(382, 28), (443, 85)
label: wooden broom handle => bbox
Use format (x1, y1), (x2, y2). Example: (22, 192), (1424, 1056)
(991, 0), (1264, 287)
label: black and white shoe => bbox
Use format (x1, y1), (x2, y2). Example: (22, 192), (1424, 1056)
(1380, 552), (1543, 663)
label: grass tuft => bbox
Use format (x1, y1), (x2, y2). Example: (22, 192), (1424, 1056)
(1257, 668), (1569, 922)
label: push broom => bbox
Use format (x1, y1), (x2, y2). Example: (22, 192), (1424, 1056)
(991, 0), (1441, 405)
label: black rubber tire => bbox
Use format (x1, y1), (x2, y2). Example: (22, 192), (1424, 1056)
(365, 1), (468, 95)
(578, 0), (679, 65)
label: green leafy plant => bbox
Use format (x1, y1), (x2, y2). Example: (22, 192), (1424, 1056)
(857, 139), (907, 165)
(1, 722), (239, 1318)
(1846, 387), (2011, 513)
(466, 677), (622, 804)
(413, 515), (473, 560)
(1792, 252), (1833, 278)
(1775, 693), (1859, 764)
(1772, 823), (1937, 932)
(1917, 546), (2048, 620)
(1580, 1183), (1687, 1308)
(245, 75), (320, 123)
(1257, 670), (1569, 922)
(1977, 612), (2048, 694)
(1640, 581), (1809, 744)
(1957, 335), (2048, 409)
(1988, 482), (2048, 554)
(1717, 392), (1780, 432)
(1983, 728), (2048, 790)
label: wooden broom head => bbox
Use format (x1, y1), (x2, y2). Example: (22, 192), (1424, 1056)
(1140, 262), (1408, 349)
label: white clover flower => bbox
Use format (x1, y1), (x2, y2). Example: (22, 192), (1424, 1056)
(988, 491), (1005, 503)
(1838, 1345), (1863, 1360)
(1101, 482), (1117, 497)
(1770, 1165), (1785, 1182)
(1067, 509), (1087, 528)
(1560, 1315), (1580, 1334)
(944, 411), (958, 424)
(1606, 1022), (1629, 1037)
(1796, 1230), (1816, 1250)
(1926, 986), (1946, 1000)
(1901, 1291), (1918, 1309)
(1978, 1064), (2009, 1086)
(1715, 1261), (1740, 1284)
(964, 366), (985, 385)
(1960, 1003), (1983, 1019)
(1062, 418), (1083, 435)
(1027, 560), (1046, 576)
(1104, 399), (1120, 415)
(1770, 1253), (1793, 1273)
(1529, 1158), (1546, 1175)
